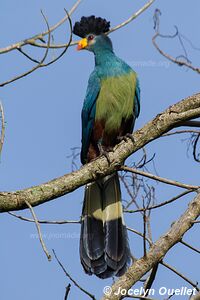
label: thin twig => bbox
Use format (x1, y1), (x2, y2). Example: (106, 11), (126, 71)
(143, 264), (159, 297)
(52, 250), (96, 300)
(120, 173), (141, 211)
(16, 9), (72, 68)
(143, 199), (147, 257)
(102, 192), (200, 300)
(136, 148), (148, 168)
(180, 240), (200, 254)
(125, 190), (194, 213)
(0, 101), (5, 158)
(178, 120), (200, 128)
(0, 10), (51, 87)
(161, 261), (199, 291)
(64, 284), (71, 300)
(41, 9), (72, 67)
(162, 130), (200, 137)
(28, 0), (156, 49)
(127, 227), (153, 246)
(152, 9), (200, 74)
(164, 293), (175, 300)
(1, 0), (151, 53)
(8, 211), (80, 224)
(0, 0), (82, 54)
(17, 48), (40, 63)
(25, 200), (51, 261)
(121, 165), (199, 190)
(193, 133), (200, 163)
(109, 0), (155, 33)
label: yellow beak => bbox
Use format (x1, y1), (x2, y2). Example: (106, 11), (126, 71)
(77, 38), (88, 50)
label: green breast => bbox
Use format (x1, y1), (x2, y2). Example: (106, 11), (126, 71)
(95, 72), (136, 132)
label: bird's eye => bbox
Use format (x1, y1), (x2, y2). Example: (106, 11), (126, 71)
(88, 34), (94, 41)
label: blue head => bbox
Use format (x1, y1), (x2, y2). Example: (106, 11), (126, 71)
(73, 16), (113, 54)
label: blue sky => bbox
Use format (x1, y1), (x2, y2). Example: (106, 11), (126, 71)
(1, 0), (200, 299)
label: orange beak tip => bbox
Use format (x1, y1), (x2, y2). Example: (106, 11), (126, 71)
(76, 45), (81, 51)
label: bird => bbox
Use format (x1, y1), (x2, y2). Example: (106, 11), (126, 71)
(73, 16), (140, 279)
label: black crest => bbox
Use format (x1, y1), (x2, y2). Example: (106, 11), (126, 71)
(73, 16), (110, 38)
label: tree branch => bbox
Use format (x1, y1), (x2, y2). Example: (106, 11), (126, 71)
(121, 166), (199, 190)
(64, 284), (71, 300)
(108, 0), (156, 34)
(53, 250), (96, 300)
(152, 9), (200, 74)
(0, 0), (81, 54)
(161, 261), (199, 290)
(125, 190), (193, 213)
(25, 200), (51, 261)
(8, 211), (80, 224)
(1, 93), (200, 212)
(0, 101), (5, 159)
(30, 0), (156, 49)
(101, 191), (200, 300)
(0, 10), (52, 87)
(0, 10), (72, 87)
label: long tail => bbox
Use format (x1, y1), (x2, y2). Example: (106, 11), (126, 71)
(80, 173), (131, 279)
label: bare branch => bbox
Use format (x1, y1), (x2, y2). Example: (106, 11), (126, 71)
(192, 133), (200, 163)
(32, 0), (156, 49)
(192, 220), (200, 224)
(25, 200), (51, 261)
(0, 10), (51, 87)
(101, 192), (200, 300)
(40, 9), (72, 68)
(143, 264), (159, 298)
(162, 130), (200, 137)
(64, 284), (71, 300)
(17, 47), (40, 64)
(125, 190), (194, 213)
(53, 250), (96, 300)
(127, 227), (152, 246)
(178, 120), (200, 128)
(143, 200), (147, 257)
(8, 211), (80, 224)
(108, 0), (156, 33)
(121, 165), (199, 190)
(0, 101), (5, 159)
(0, 0), (81, 54)
(120, 172), (141, 211)
(180, 239), (200, 255)
(161, 261), (199, 290)
(16, 9), (73, 68)
(152, 9), (200, 74)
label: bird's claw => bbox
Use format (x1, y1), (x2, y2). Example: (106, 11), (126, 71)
(98, 144), (112, 165)
(126, 133), (135, 143)
(117, 133), (135, 144)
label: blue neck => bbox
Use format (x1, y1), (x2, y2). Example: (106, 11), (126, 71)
(94, 49), (115, 67)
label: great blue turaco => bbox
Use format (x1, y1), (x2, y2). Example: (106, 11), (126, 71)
(73, 16), (140, 279)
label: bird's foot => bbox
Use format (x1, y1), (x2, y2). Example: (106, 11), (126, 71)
(126, 133), (135, 143)
(117, 133), (135, 144)
(98, 144), (112, 165)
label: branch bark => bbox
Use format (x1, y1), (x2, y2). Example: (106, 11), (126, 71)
(101, 191), (200, 300)
(1, 93), (200, 212)
(0, 0), (81, 54)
